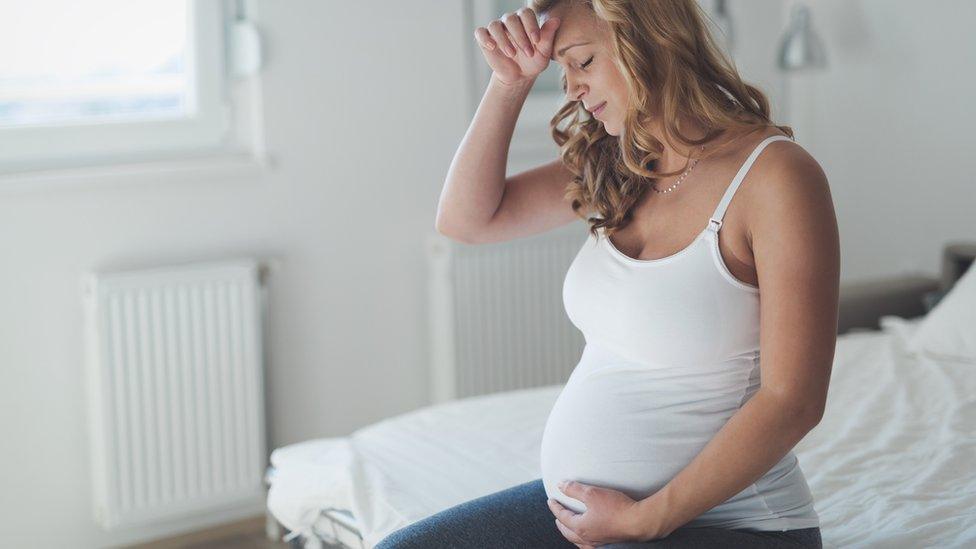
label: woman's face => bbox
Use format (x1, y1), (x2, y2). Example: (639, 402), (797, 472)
(543, 2), (630, 136)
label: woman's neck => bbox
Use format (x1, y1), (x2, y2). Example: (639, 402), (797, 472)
(651, 116), (712, 173)
(652, 118), (762, 173)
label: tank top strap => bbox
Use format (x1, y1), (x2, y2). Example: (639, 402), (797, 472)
(707, 134), (794, 232)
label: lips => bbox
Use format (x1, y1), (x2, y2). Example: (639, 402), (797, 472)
(586, 101), (607, 114)
(588, 101), (607, 115)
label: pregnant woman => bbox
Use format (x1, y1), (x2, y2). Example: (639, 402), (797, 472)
(377, 1), (838, 548)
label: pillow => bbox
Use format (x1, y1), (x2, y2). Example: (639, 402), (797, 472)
(879, 314), (924, 346)
(906, 265), (976, 363)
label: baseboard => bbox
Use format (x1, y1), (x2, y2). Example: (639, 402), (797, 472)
(124, 515), (266, 548)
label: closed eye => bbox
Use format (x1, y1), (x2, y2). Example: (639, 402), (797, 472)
(580, 56), (594, 69)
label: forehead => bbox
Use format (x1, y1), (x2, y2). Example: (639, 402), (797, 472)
(549, 37), (590, 62)
(542, 3), (602, 61)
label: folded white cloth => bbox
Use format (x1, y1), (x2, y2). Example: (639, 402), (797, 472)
(266, 437), (356, 544)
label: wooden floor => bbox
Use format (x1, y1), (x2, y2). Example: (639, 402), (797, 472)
(128, 515), (296, 549)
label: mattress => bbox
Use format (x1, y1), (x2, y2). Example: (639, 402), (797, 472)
(267, 316), (976, 548)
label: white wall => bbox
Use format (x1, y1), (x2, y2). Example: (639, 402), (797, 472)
(0, 0), (969, 546)
(785, 0), (976, 281)
(0, 1), (469, 546)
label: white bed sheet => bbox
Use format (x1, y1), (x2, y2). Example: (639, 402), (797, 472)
(267, 317), (976, 548)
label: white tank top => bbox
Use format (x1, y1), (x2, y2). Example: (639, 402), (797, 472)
(540, 134), (820, 531)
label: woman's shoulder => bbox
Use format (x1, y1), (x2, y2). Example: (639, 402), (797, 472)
(738, 127), (828, 203)
(737, 128), (834, 243)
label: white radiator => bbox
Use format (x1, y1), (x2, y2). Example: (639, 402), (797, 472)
(427, 225), (587, 403)
(82, 258), (267, 530)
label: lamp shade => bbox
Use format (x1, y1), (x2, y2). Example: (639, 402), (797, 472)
(778, 3), (828, 71)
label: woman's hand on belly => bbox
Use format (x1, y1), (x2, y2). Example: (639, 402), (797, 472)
(547, 480), (663, 547)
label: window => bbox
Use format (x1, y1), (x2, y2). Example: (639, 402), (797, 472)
(0, 0), (253, 175)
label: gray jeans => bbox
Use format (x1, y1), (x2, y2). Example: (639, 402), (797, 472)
(374, 478), (822, 548)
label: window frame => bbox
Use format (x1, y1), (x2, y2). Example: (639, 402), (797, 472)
(0, 0), (237, 175)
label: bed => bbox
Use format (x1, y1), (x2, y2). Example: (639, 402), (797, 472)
(265, 246), (976, 549)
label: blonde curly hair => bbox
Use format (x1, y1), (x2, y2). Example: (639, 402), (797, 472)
(528, 0), (793, 238)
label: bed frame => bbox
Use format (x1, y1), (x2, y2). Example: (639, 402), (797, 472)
(264, 242), (974, 549)
(838, 241), (974, 333)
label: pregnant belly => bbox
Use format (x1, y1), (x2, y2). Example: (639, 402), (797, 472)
(540, 361), (749, 513)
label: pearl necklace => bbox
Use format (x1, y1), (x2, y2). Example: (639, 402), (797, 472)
(650, 144), (706, 194)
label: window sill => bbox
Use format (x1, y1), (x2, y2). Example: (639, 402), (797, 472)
(0, 149), (275, 194)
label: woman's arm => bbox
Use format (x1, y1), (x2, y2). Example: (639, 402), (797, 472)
(635, 145), (840, 539)
(435, 73), (535, 240)
(436, 12), (561, 242)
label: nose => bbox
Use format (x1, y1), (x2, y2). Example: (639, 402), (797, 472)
(564, 74), (586, 103)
